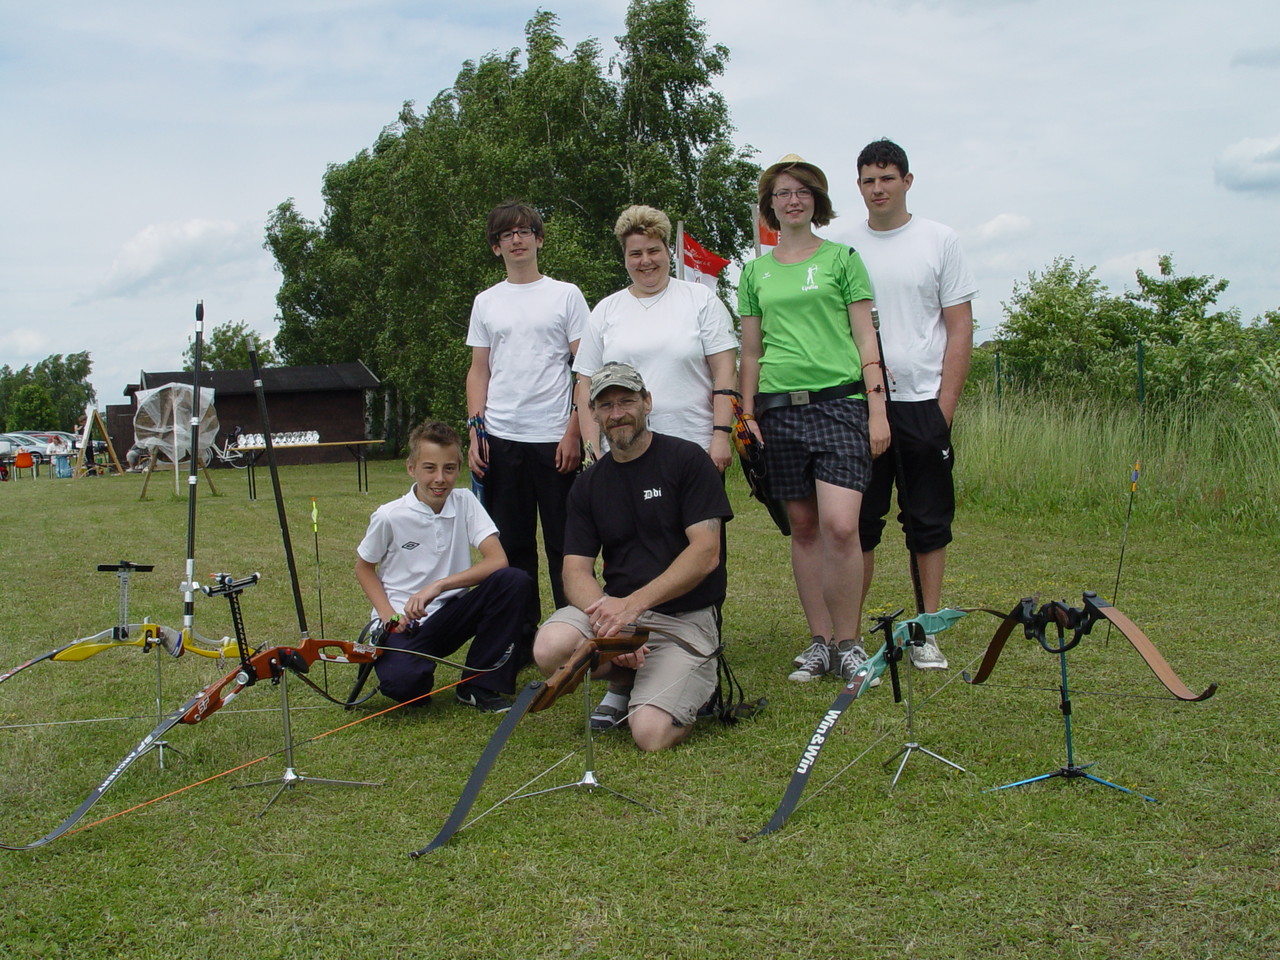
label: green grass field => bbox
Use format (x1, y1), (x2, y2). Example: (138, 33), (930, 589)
(0, 435), (1275, 959)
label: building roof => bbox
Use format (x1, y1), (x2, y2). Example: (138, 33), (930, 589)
(129, 361), (380, 397)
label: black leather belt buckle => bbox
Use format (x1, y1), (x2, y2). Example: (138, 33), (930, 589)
(788, 390), (810, 405)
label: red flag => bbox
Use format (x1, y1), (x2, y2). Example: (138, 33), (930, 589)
(756, 218), (779, 254)
(681, 231), (730, 289)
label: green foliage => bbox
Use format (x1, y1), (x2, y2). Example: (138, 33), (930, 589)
(265, 1), (758, 446)
(994, 254), (1278, 405)
(0, 352), (96, 432)
(7, 383), (58, 430)
(183, 320), (279, 371)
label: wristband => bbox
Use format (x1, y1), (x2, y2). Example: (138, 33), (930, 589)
(713, 425), (732, 434)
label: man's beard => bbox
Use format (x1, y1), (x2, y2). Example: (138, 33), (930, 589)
(605, 418), (646, 452)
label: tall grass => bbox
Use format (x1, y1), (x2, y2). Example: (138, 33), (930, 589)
(956, 385), (1280, 530)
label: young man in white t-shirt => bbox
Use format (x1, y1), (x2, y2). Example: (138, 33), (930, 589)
(853, 139), (978, 670)
(466, 203), (589, 628)
(355, 420), (534, 713)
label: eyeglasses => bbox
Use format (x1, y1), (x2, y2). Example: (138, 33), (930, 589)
(772, 188), (813, 201)
(593, 396), (643, 414)
(498, 227), (535, 242)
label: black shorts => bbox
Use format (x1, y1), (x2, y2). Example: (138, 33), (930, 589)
(759, 397), (872, 500)
(858, 399), (955, 554)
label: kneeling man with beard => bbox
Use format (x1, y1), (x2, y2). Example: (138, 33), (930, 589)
(533, 362), (733, 751)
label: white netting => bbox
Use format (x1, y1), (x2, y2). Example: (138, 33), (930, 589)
(132, 384), (220, 464)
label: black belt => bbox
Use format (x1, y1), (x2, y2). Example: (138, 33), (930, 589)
(754, 381), (865, 415)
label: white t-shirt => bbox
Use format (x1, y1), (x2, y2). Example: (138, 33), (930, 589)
(356, 486), (498, 620)
(574, 278), (738, 450)
(466, 275), (589, 442)
(852, 216), (978, 402)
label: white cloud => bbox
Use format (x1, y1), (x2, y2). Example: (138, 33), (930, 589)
(968, 213), (1033, 245)
(1215, 136), (1280, 193)
(94, 219), (266, 300)
(0, 328), (50, 357)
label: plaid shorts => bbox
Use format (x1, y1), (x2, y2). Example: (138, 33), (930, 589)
(759, 397), (872, 499)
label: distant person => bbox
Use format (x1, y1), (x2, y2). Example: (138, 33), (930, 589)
(48, 434), (72, 478)
(737, 154), (890, 684)
(534, 363), (732, 750)
(466, 201), (589, 630)
(853, 138), (978, 670)
(355, 420), (535, 713)
(126, 442), (149, 472)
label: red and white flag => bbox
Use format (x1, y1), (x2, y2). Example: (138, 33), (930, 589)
(753, 218), (779, 257)
(679, 228), (730, 290)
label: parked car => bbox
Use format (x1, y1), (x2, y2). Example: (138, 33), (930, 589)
(28, 430), (79, 446)
(0, 433), (52, 463)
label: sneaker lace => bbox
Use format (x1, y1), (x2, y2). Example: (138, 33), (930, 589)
(798, 641), (830, 671)
(838, 644), (867, 675)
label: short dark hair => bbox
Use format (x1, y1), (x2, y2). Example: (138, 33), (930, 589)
(758, 164), (835, 231)
(486, 202), (545, 247)
(407, 420), (461, 460)
(857, 139), (910, 178)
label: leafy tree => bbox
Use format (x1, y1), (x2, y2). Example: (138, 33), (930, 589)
(265, 1), (758, 446)
(183, 320), (279, 371)
(1124, 254), (1234, 346)
(0, 353), (96, 432)
(996, 257), (1141, 387)
(8, 383), (58, 431)
(997, 254), (1276, 405)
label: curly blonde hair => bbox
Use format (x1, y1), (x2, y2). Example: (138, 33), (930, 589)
(613, 205), (671, 247)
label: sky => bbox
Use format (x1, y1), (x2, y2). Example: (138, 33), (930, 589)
(3, 0), (1278, 406)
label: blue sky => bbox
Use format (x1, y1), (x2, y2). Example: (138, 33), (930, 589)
(2, 0), (1277, 404)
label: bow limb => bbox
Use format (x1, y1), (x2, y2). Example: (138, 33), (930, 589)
(409, 680), (544, 857)
(0, 678), (222, 851)
(750, 642), (888, 839)
(0, 647), (64, 688)
(1080, 593), (1217, 702)
(412, 632), (652, 856)
(963, 599), (1038, 687)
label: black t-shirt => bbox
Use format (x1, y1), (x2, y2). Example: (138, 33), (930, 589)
(565, 433), (733, 615)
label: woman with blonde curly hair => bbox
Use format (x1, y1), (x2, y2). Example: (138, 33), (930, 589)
(573, 205), (738, 472)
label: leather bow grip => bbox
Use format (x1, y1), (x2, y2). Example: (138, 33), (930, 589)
(529, 632), (648, 713)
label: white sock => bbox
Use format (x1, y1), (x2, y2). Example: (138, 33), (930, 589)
(600, 689), (630, 710)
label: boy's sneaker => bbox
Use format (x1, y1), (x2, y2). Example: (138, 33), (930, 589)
(793, 635), (826, 667)
(787, 641), (831, 682)
(834, 639), (881, 687)
(456, 684), (513, 714)
(909, 634), (948, 670)
(589, 701), (629, 731)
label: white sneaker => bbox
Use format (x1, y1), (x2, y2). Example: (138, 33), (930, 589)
(909, 634), (948, 670)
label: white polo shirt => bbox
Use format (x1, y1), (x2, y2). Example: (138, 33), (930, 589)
(357, 485), (498, 619)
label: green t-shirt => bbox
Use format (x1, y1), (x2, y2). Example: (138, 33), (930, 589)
(737, 240), (873, 394)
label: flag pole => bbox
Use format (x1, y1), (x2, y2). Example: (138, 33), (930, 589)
(675, 220), (686, 281)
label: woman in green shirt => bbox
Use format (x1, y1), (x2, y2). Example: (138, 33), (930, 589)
(738, 154), (890, 684)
